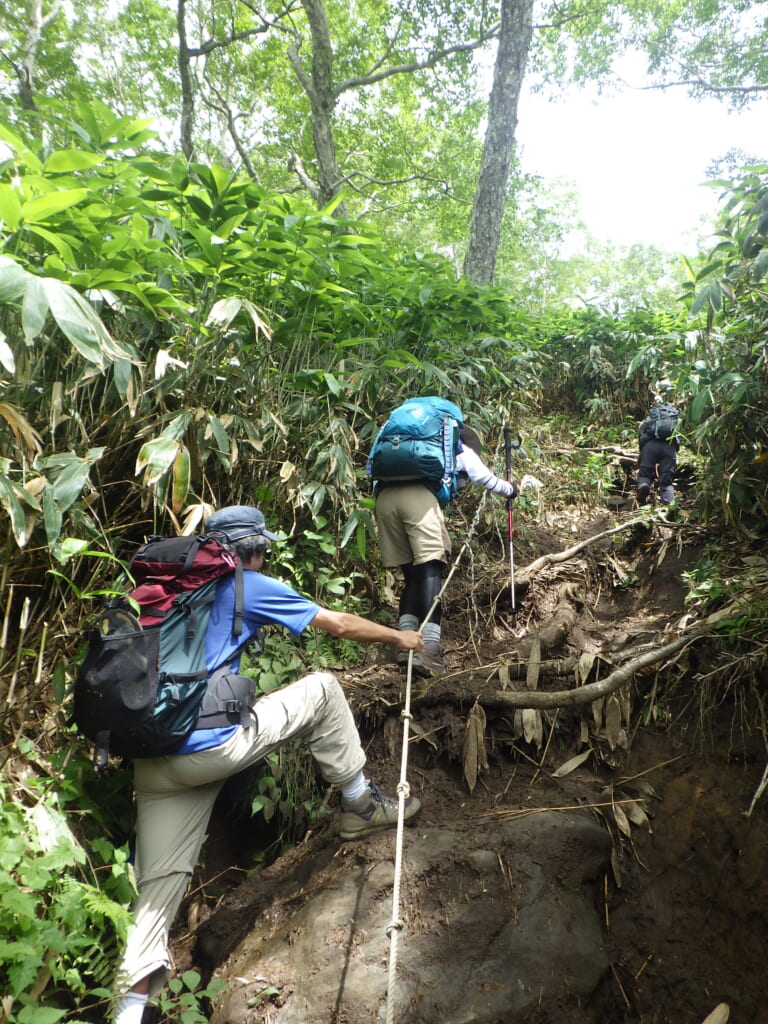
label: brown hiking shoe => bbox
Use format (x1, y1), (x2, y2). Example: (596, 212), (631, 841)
(412, 641), (445, 678)
(339, 781), (421, 839)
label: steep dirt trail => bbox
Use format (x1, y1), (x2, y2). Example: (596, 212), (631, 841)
(168, 496), (768, 1024)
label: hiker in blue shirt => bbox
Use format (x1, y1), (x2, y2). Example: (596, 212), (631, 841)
(374, 420), (518, 677)
(637, 401), (681, 505)
(113, 505), (423, 1024)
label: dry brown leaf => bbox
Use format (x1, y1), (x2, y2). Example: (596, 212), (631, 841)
(610, 845), (623, 888)
(462, 703), (488, 793)
(605, 694), (622, 751)
(624, 800), (652, 831)
(526, 637), (541, 691)
(408, 720), (438, 750)
(622, 777), (658, 800)
(613, 802), (633, 839)
(522, 707), (543, 748)
(575, 652), (596, 686)
(552, 748), (592, 778)
(579, 719), (589, 745)
(619, 685), (632, 724)
(498, 663), (510, 691)
(591, 696), (604, 730)
(700, 1004), (730, 1024)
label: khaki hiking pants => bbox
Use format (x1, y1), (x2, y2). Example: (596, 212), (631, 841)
(117, 671), (366, 1001)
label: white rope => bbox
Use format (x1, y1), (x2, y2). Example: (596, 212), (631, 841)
(384, 495), (488, 1023)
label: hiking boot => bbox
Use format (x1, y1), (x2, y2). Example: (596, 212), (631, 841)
(339, 780), (421, 839)
(637, 482), (650, 505)
(411, 641), (445, 678)
(660, 486), (675, 505)
(394, 648), (410, 666)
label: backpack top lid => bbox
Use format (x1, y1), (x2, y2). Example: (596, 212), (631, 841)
(394, 396), (463, 427)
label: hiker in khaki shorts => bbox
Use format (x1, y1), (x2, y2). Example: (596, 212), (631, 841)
(113, 506), (423, 1024)
(372, 403), (518, 678)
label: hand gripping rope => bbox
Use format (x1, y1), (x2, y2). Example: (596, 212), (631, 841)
(384, 495), (488, 1024)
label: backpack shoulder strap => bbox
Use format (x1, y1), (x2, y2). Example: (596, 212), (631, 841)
(232, 560), (244, 638)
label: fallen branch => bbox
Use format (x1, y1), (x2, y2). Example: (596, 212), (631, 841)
(516, 517), (640, 584)
(484, 603), (744, 710)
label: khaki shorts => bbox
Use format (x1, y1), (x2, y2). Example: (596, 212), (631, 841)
(375, 483), (451, 567)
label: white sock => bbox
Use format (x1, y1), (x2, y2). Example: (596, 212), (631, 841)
(341, 771), (368, 802)
(115, 991), (148, 1024)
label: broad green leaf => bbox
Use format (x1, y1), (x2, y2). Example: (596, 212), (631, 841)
(21, 189), (89, 222)
(26, 224), (77, 264)
(48, 457), (98, 512)
(44, 150), (105, 173)
(21, 274), (48, 343)
(58, 538), (91, 560)
(113, 357), (133, 397)
(171, 446), (191, 513)
(0, 124), (42, 172)
(0, 332), (15, 373)
(0, 476), (28, 546)
(136, 436), (180, 486)
(41, 278), (106, 365)
(17, 1005), (68, 1024)
(42, 486), (63, 547)
(0, 184), (22, 230)
(323, 372), (342, 396)
(0, 255), (30, 302)
(208, 415), (230, 455)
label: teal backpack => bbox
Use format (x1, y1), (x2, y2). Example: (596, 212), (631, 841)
(366, 397), (464, 507)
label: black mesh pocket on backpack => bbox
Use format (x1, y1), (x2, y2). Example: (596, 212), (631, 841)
(73, 627), (160, 742)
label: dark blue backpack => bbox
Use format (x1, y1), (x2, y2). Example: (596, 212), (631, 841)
(366, 397), (464, 507)
(642, 403), (680, 442)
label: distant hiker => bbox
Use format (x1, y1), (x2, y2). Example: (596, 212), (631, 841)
(367, 397), (518, 678)
(637, 400), (681, 505)
(113, 505), (423, 1024)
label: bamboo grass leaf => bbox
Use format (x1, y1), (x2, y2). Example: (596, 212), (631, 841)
(136, 436), (181, 487)
(0, 475), (29, 546)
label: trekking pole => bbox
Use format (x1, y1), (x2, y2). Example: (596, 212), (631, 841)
(503, 427), (517, 612)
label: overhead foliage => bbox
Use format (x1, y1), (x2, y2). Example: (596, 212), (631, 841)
(675, 168), (768, 526)
(2, 0), (766, 289)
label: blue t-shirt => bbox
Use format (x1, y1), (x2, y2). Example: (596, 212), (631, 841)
(175, 570), (320, 753)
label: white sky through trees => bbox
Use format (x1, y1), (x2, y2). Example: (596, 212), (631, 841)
(517, 81), (766, 255)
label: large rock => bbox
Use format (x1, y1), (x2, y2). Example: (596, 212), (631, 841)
(206, 810), (611, 1024)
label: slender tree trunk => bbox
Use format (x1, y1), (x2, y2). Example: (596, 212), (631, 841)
(296, 0), (347, 215)
(16, 0), (61, 111)
(463, 0), (533, 286)
(177, 0), (196, 160)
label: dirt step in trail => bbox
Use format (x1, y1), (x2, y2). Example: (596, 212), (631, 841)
(171, 505), (768, 1024)
(200, 807), (610, 1024)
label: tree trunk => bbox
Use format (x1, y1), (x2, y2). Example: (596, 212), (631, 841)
(297, 0), (347, 215)
(463, 0), (533, 285)
(17, 0), (62, 111)
(177, 0), (196, 160)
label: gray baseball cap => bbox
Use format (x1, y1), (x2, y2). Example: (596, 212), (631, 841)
(204, 505), (280, 543)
